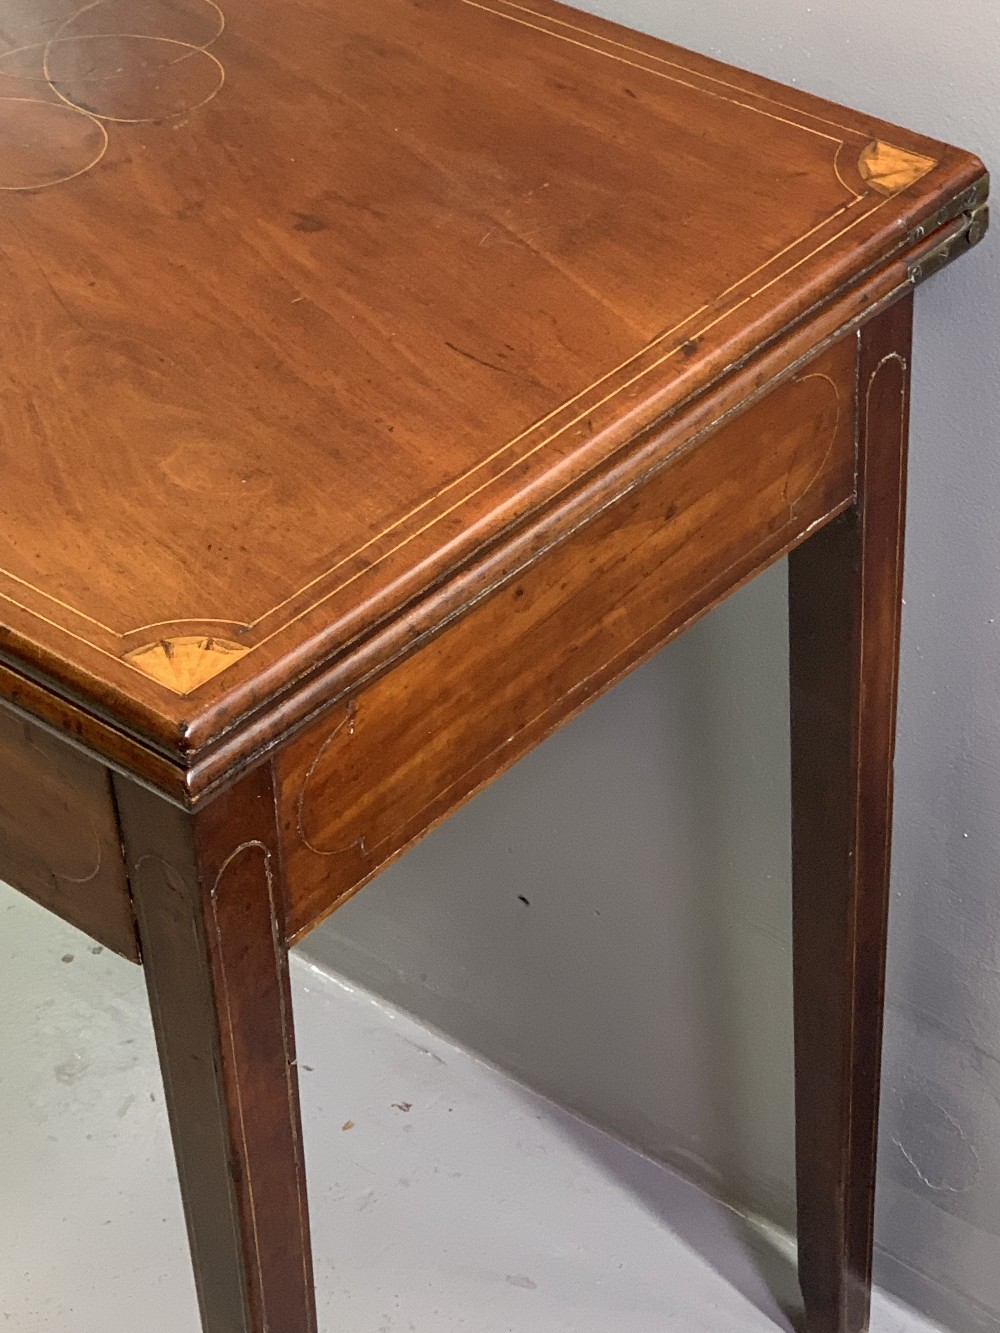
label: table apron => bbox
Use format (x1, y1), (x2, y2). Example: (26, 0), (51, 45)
(0, 703), (140, 960)
(276, 333), (858, 941)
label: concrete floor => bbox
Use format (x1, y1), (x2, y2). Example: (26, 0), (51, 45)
(1, 885), (943, 1333)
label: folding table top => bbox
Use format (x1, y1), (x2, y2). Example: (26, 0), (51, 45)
(0, 0), (986, 763)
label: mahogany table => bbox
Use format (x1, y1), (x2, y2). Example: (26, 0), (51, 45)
(0, 1), (988, 1329)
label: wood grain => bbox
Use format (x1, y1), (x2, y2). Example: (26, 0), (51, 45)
(0, 8), (987, 1330)
(0, 700), (138, 959)
(0, 0), (985, 761)
(278, 334), (856, 938)
(115, 763), (316, 1333)
(789, 296), (913, 1333)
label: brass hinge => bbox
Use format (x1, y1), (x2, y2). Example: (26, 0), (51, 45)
(907, 173), (990, 244)
(907, 179), (990, 285)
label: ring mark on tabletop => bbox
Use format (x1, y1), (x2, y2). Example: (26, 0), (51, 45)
(0, 0), (226, 188)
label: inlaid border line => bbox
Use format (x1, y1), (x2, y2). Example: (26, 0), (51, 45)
(0, 194), (879, 651)
(460, 0), (845, 142)
(491, 0), (877, 141)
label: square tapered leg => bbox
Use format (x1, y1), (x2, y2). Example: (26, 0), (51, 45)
(790, 295), (912, 1333)
(115, 764), (317, 1333)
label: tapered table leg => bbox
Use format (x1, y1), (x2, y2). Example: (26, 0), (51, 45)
(789, 294), (913, 1333)
(115, 763), (317, 1333)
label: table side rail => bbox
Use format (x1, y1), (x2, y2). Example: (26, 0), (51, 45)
(276, 334), (858, 941)
(0, 703), (140, 961)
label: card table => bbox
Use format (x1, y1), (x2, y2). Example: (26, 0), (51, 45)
(0, 1), (988, 1329)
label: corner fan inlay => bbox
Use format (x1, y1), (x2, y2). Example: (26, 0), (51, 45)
(125, 637), (249, 694)
(858, 141), (936, 196)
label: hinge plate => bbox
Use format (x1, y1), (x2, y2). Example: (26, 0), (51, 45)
(907, 191), (990, 286)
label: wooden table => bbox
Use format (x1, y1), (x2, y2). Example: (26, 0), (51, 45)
(0, 1), (987, 1329)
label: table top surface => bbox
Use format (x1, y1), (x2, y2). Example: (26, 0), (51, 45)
(0, 0), (985, 761)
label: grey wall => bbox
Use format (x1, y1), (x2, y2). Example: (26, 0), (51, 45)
(299, 3), (1000, 1330)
